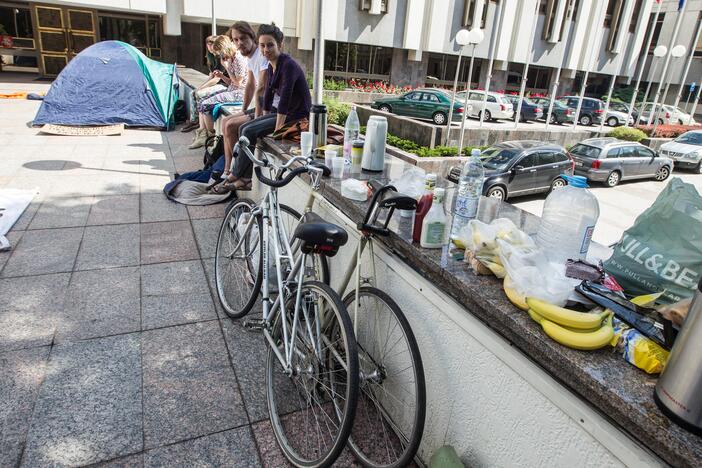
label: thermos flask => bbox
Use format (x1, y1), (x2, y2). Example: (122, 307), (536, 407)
(310, 104), (327, 151)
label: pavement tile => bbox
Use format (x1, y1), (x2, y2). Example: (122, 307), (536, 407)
(139, 173), (172, 194)
(28, 196), (93, 230)
(251, 420), (292, 468)
(186, 203), (228, 220)
(22, 334), (143, 467)
(201, 258), (225, 319)
(9, 193), (43, 232)
(191, 218), (221, 259)
(0, 273), (70, 352)
(0, 346), (50, 467)
(140, 221), (198, 264)
(173, 158), (203, 174)
(140, 260), (208, 296)
(220, 319), (268, 423)
(0, 231), (23, 271)
(57, 267), (141, 343)
(143, 427), (260, 468)
(140, 193), (188, 223)
(75, 224), (140, 270)
(90, 453), (144, 467)
(87, 194), (140, 226)
(141, 321), (248, 448)
(141, 293), (216, 330)
(1, 227), (83, 277)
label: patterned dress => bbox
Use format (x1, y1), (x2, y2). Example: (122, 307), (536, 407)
(197, 51), (249, 113)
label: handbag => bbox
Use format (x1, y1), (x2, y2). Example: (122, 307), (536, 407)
(272, 118), (309, 142)
(203, 135), (224, 169)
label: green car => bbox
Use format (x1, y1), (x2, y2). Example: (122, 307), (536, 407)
(371, 89), (466, 125)
(530, 97), (575, 125)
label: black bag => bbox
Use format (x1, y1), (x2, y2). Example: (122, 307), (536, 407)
(173, 100), (188, 124)
(203, 135), (224, 169)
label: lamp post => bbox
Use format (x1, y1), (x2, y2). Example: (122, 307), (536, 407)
(625, 0), (663, 127)
(211, 0), (216, 35)
(445, 29), (472, 146)
(652, 44), (686, 135)
(545, 0), (576, 130)
(478, 0), (506, 128)
(513, 0), (541, 130)
(635, 45), (667, 127)
(458, 28), (485, 156)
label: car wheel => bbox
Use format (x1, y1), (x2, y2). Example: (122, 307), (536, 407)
(432, 112), (447, 125)
(486, 186), (506, 200)
(550, 177), (566, 192)
(378, 105), (391, 113)
(657, 118), (664, 125)
(483, 110), (492, 121)
(605, 171), (620, 187)
(549, 114), (558, 124)
(697, 162), (702, 174)
(580, 114), (592, 126)
(678, 120), (684, 125)
(607, 117), (618, 127)
(654, 166), (671, 182)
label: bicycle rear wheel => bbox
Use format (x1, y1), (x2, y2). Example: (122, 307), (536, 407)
(266, 281), (359, 467)
(215, 199), (262, 318)
(343, 287), (426, 468)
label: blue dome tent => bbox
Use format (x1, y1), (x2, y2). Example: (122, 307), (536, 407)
(33, 41), (178, 129)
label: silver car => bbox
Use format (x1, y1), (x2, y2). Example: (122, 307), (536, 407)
(659, 130), (702, 173)
(571, 137), (673, 187)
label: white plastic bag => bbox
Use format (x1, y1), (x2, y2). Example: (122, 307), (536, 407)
(341, 178), (370, 201)
(391, 167), (426, 217)
(497, 239), (579, 306)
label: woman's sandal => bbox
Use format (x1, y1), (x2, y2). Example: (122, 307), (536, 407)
(211, 177), (252, 193)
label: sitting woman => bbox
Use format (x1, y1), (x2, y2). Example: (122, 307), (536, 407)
(217, 23), (311, 191)
(182, 36), (229, 132)
(189, 35), (248, 149)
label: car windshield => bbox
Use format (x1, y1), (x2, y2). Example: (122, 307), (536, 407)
(570, 144), (601, 159)
(556, 99), (569, 107)
(481, 148), (519, 170)
(674, 132), (702, 145)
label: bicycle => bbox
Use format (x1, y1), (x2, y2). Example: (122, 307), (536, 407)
(296, 178), (427, 468)
(214, 137), (359, 467)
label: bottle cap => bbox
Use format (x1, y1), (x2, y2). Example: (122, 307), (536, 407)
(433, 187), (445, 202)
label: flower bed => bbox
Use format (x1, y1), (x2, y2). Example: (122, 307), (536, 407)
(635, 124), (702, 139)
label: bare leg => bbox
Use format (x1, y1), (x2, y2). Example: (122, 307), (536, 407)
(203, 113), (215, 132)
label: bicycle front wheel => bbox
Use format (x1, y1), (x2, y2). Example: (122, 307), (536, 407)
(214, 198), (262, 318)
(266, 281), (359, 468)
(344, 287), (426, 468)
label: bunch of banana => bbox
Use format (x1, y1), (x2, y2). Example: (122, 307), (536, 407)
(503, 275), (528, 311)
(526, 297), (614, 351)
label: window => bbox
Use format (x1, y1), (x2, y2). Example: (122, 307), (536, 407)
(644, 12), (665, 53)
(605, 0), (625, 51)
(539, 152), (558, 165)
(99, 14), (161, 58)
(324, 40), (391, 78)
(527, 66), (551, 90)
(637, 147), (655, 158)
(695, 14), (702, 56)
(426, 52), (482, 85)
(359, 0), (389, 14)
(406, 92), (422, 101)
(629, 0), (643, 33)
(542, 0), (571, 42)
(555, 152), (569, 162)
(607, 148), (622, 159)
(518, 154), (539, 168)
(423, 93), (440, 102)
(619, 147), (637, 158)
(570, 144), (601, 158)
(463, 0), (492, 28)
(0, 6), (34, 48)
(469, 92), (484, 100)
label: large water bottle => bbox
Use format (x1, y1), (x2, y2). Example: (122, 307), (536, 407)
(449, 148), (485, 240)
(343, 106), (360, 161)
(536, 175), (600, 264)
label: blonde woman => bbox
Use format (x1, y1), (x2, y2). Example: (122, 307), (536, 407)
(190, 35), (248, 149)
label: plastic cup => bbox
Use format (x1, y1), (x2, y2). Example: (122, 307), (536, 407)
(331, 157), (344, 178)
(324, 149), (337, 170)
(300, 131), (313, 157)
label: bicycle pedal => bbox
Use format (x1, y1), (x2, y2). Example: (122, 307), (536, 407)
(243, 318), (266, 331)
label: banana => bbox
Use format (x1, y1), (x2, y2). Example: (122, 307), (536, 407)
(528, 309), (601, 333)
(526, 297), (609, 330)
(530, 310), (614, 351)
(504, 275), (528, 311)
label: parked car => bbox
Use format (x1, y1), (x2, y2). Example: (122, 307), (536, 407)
(638, 103), (697, 125)
(371, 89), (470, 125)
(503, 95), (543, 122)
(571, 137), (672, 187)
(447, 141), (573, 200)
(560, 96), (606, 126)
(659, 130), (702, 173)
(531, 97), (575, 125)
(456, 90), (514, 121)
(608, 101), (639, 123)
(604, 108), (634, 127)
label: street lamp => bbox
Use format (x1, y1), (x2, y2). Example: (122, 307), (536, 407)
(652, 44), (686, 135)
(457, 28), (485, 156)
(634, 45), (667, 127)
(444, 29), (472, 146)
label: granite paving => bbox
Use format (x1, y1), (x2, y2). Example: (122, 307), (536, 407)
(0, 87), (367, 467)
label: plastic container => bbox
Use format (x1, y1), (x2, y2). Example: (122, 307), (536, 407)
(330, 156), (344, 178)
(343, 106), (360, 161)
(536, 175), (600, 264)
(412, 173), (437, 243)
(449, 148), (485, 241)
(324, 149), (337, 171)
(351, 140), (364, 173)
(420, 188), (447, 249)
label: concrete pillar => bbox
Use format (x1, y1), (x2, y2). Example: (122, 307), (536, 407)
(285, 37), (315, 76)
(557, 73), (577, 96)
(390, 49), (428, 88)
(491, 69), (508, 93)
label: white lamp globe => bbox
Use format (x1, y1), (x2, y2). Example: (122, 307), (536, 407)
(671, 45), (686, 58)
(468, 28), (485, 44)
(456, 29), (471, 46)
(653, 45), (668, 57)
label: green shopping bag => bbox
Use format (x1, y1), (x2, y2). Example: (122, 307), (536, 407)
(604, 178), (702, 304)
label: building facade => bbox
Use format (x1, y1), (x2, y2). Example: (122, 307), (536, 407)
(1, 0), (700, 105)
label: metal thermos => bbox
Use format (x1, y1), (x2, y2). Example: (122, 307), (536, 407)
(310, 104), (327, 150)
(362, 115), (387, 172)
(654, 279), (702, 435)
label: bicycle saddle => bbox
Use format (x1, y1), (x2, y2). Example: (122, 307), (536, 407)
(293, 212), (348, 257)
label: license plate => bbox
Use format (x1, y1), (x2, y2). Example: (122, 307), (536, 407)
(575, 161), (583, 167)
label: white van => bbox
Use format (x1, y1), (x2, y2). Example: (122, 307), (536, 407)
(457, 90), (514, 121)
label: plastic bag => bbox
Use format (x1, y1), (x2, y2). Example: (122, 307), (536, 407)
(341, 178), (370, 201)
(604, 178), (702, 304)
(390, 166), (426, 199)
(497, 238), (580, 306)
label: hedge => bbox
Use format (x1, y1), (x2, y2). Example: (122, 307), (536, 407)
(608, 127), (647, 142)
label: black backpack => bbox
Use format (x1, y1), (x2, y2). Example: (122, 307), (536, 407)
(173, 100), (188, 124)
(203, 135), (224, 169)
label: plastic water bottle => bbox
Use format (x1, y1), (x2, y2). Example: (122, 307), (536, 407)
(343, 106), (360, 161)
(536, 175), (600, 264)
(449, 149), (485, 241)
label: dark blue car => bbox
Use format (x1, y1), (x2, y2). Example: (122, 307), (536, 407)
(504, 95), (544, 122)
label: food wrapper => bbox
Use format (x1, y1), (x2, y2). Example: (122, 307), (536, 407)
(611, 318), (670, 374)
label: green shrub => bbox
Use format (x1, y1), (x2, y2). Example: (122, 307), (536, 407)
(324, 98), (350, 126)
(323, 79), (347, 91)
(608, 126), (647, 142)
